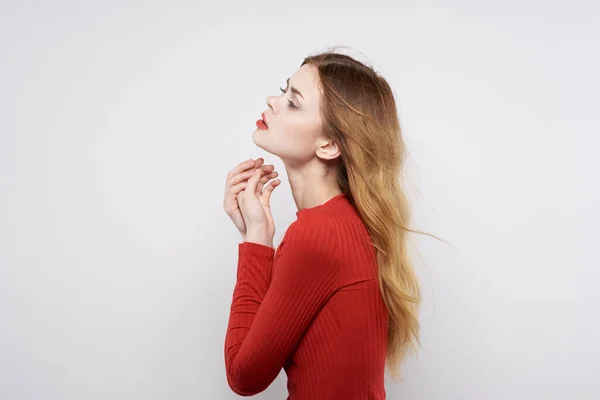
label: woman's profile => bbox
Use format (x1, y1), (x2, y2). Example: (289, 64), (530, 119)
(222, 49), (421, 399)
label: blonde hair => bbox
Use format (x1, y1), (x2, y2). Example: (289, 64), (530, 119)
(302, 48), (432, 380)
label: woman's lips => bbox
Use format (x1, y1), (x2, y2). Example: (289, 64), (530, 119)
(256, 119), (268, 130)
(256, 112), (268, 130)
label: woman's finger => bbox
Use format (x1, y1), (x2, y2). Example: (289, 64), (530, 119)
(255, 170), (278, 194)
(229, 170), (256, 186)
(225, 172), (253, 206)
(223, 182), (247, 214)
(245, 169), (262, 195)
(261, 179), (280, 203)
(226, 165), (274, 204)
(228, 164), (274, 187)
(226, 158), (271, 183)
(231, 181), (247, 194)
(227, 159), (259, 181)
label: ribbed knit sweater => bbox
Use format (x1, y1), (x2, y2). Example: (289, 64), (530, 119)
(224, 193), (389, 399)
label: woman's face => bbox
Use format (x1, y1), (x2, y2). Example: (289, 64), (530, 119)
(253, 64), (323, 164)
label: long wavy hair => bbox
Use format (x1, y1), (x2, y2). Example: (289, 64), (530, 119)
(301, 49), (426, 381)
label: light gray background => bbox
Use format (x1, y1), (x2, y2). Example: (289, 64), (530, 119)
(1, 1), (598, 399)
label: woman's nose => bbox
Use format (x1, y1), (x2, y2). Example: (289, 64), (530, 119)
(266, 95), (276, 112)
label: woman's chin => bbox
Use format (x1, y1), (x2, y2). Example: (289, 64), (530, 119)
(252, 131), (274, 153)
(251, 129), (262, 144)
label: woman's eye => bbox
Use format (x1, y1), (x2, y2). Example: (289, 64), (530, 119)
(279, 87), (297, 109)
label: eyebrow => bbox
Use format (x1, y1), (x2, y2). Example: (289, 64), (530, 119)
(286, 78), (305, 100)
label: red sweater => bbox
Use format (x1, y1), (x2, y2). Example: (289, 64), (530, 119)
(224, 193), (388, 399)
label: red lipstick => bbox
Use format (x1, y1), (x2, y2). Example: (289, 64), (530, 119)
(256, 112), (268, 130)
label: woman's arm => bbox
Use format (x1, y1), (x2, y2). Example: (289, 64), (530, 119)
(224, 218), (339, 396)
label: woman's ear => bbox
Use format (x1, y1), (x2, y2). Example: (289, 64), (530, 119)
(316, 139), (340, 160)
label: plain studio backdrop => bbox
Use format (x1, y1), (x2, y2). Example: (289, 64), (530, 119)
(1, 1), (598, 399)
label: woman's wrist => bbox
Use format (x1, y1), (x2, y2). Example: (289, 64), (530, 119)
(245, 226), (272, 248)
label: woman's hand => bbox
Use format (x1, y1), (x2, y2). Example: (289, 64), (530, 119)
(236, 162), (281, 244)
(223, 158), (279, 240)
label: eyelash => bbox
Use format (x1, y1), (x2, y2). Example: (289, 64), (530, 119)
(279, 87), (298, 109)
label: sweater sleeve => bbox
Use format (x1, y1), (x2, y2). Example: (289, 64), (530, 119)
(224, 218), (339, 396)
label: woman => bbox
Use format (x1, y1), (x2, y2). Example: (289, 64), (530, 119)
(222, 50), (421, 399)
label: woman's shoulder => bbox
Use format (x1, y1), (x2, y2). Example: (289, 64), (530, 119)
(281, 211), (366, 254)
(277, 212), (375, 279)
(282, 214), (336, 247)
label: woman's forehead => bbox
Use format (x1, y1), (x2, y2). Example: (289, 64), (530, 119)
(290, 64), (321, 105)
